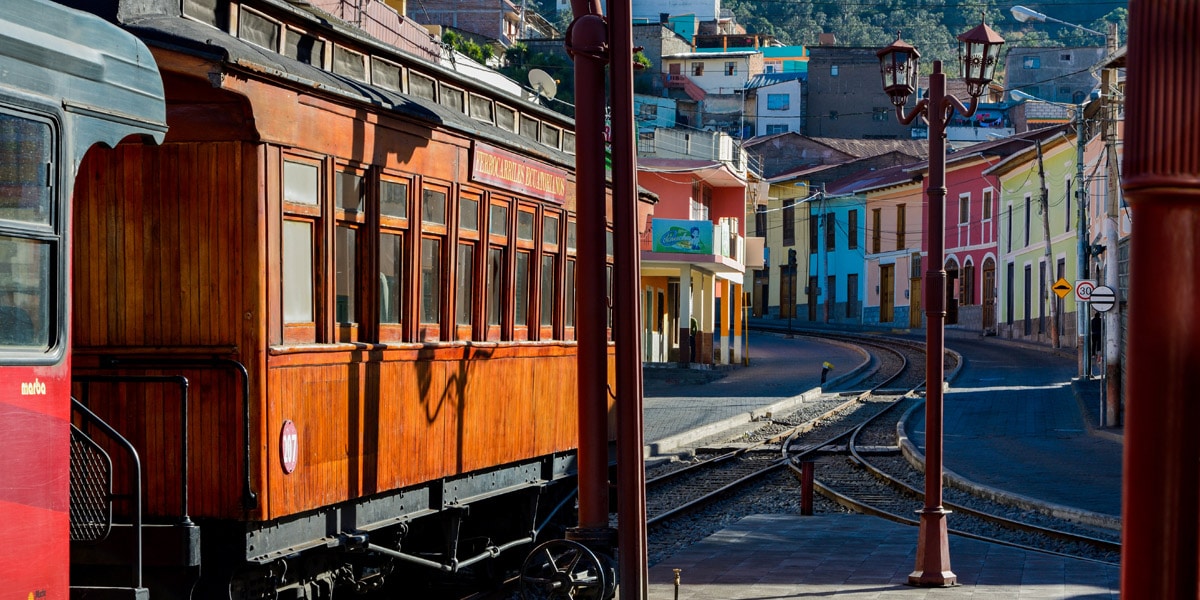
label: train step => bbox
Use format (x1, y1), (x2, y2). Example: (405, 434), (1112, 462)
(72, 522), (201, 599)
(69, 586), (149, 600)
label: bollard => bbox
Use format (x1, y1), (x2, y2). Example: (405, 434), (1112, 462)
(800, 461), (814, 515)
(673, 568), (681, 600)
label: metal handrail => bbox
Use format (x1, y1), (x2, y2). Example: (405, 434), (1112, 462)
(76, 375), (192, 525)
(71, 397), (143, 589)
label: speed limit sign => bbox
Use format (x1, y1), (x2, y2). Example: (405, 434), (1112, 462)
(1075, 279), (1096, 302)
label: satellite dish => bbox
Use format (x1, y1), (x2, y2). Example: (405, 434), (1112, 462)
(528, 69), (558, 101)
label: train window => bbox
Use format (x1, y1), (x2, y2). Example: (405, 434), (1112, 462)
(379, 232), (404, 328)
(380, 179), (408, 219)
(283, 160), (319, 207)
(378, 173), (409, 341)
(422, 189), (446, 225)
(540, 255), (556, 331)
(238, 7), (279, 52)
(542, 215), (559, 246)
(419, 237), (442, 339)
(333, 45), (367, 82)
(489, 203), (508, 237)
(486, 247), (505, 336)
(455, 243), (474, 331)
(335, 167), (366, 339)
(460, 197), (478, 231)
(183, 0), (226, 29)
(284, 27), (325, 68)
(514, 250), (530, 335)
(541, 124), (561, 149)
(439, 84), (465, 114)
(495, 104), (517, 132)
(0, 114), (52, 225)
(371, 57), (403, 93)
(486, 200), (510, 340)
(563, 131), (576, 155)
(469, 95), (494, 124)
(564, 259), (576, 332)
(283, 157), (322, 344)
(408, 72), (437, 101)
(282, 220), (315, 325)
(517, 210), (535, 241)
(539, 213), (561, 338)
(520, 115), (540, 142)
(564, 219), (576, 338)
(0, 237), (50, 350)
(334, 226), (357, 327)
(419, 184), (449, 341)
(336, 170), (363, 213)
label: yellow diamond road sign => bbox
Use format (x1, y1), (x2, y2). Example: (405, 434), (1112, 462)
(1052, 277), (1072, 299)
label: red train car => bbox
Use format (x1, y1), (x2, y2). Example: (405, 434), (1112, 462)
(51, 0), (631, 597)
(0, 1), (168, 596)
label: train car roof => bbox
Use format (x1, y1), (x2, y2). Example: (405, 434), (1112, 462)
(107, 2), (576, 169)
(0, 0), (167, 156)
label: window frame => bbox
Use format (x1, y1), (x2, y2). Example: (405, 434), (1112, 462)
(333, 162), (368, 342)
(281, 153), (324, 345)
(377, 171), (412, 343)
(417, 181), (451, 342)
(454, 188), (483, 340)
(512, 204), (538, 341)
(485, 197), (511, 341)
(538, 210), (562, 339)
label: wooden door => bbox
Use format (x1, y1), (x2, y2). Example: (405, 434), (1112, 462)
(982, 258), (996, 330)
(880, 265), (895, 323)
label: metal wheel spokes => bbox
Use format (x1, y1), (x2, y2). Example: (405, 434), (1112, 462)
(520, 539), (609, 599)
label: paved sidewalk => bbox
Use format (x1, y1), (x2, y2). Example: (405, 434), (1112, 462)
(642, 331), (868, 455)
(645, 514), (1119, 599)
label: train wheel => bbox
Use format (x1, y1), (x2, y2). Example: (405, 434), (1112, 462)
(519, 539), (611, 599)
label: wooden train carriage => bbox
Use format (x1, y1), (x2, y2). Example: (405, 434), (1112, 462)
(65, 0), (619, 592)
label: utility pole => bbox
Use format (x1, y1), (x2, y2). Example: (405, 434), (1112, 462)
(1101, 27), (1122, 426)
(1035, 139), (1059, 348)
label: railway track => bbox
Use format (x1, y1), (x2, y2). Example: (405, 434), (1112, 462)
(647, 329), (1120, 568)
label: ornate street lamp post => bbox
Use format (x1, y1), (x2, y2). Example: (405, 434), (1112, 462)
(877, 21), (1004, 587)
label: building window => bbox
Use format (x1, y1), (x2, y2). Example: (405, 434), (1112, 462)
(830, 65), (839, 76)
(1024, 194), (1032, 247)
(825, 213), (836, 251)
(755, 205), (767, 237)
(767, 93), (790, 110)
(829, 110), (839, 121)
(765, 124), (788, 134)
(847, 210), (858, 250)
(983, 190), (993, 221)
(809, 210), (819, 254)
(959, 194), (970, 224)
(896, 204), (906, 249)
(873, 107), (889, 121)
(692, 62), (704, 76)
(639, 103), (658, 119)
(871, 208), (881, 254)
(782, 199), (795, 246)
(725, 61), (736, 76)
(1023, 56), (1041, 69)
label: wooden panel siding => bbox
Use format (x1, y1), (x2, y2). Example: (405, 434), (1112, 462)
(73, 142), (250, 349)
(264, 345), (582, 519)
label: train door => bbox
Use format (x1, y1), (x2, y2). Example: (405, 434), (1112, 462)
(0, 3), (166, 597)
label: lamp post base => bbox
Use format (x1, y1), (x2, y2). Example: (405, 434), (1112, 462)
(908, 508), (956, 587)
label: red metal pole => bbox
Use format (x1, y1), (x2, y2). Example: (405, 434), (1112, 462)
(909, 60), (954, 587)
(608, 0), (649, 595)
(565, 1), (612, 542)
(1120, 1), (1200, 595)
